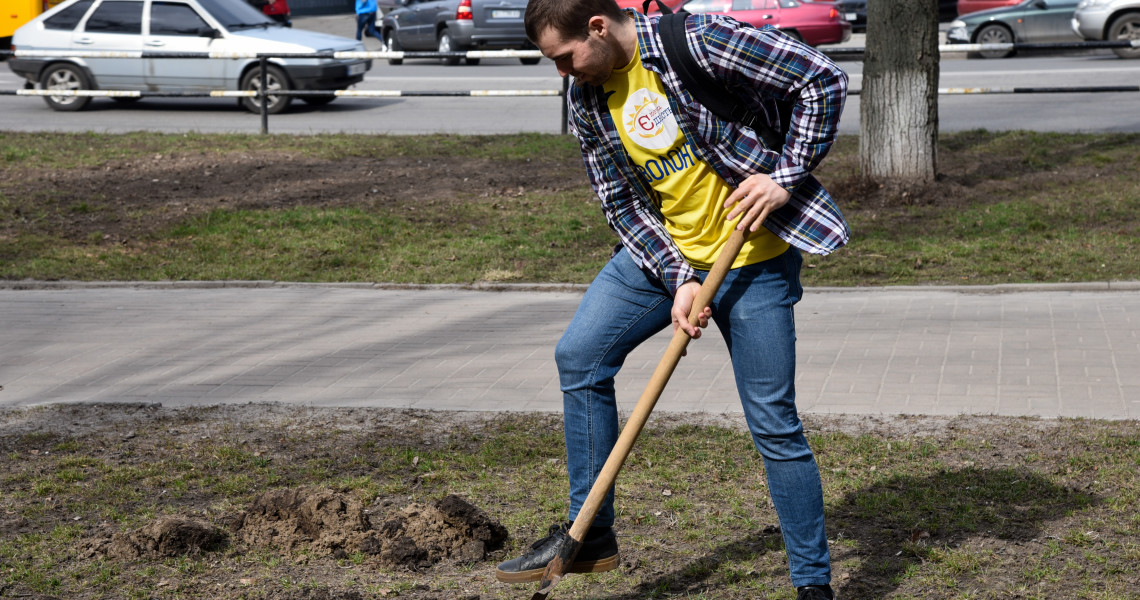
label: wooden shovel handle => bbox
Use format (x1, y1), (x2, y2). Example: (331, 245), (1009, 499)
(566, 228), (747, 542)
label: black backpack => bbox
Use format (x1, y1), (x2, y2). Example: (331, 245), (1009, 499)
(642, 0), (792, 150)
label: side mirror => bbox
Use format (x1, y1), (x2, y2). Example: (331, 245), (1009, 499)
(1031, 0), (1046, 7)
(198, 27), (222, 39)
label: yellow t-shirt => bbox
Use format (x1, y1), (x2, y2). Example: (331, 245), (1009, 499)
(604, 48), (788, 270)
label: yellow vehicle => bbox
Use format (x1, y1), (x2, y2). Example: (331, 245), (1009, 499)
(2, 0), (63, 53)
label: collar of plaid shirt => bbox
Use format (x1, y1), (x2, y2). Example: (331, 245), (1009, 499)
(565, 10), (851, 294)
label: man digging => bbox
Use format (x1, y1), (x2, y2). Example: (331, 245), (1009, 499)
(495, 1), (849, 599)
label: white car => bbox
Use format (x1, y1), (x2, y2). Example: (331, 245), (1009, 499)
(1071, 0), (1140, 58)
(8, 0), (372, 113)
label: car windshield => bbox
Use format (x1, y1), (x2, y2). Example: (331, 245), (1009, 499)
(196, 0), (277, 29)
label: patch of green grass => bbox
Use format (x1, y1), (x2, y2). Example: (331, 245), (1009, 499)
(2, 131), (1138, 286)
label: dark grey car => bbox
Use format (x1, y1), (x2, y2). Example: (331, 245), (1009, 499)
(834, 0), (866, 32)
(379, 0), (537, 65)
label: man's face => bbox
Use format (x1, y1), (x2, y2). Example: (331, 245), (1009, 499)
(535, 23), (616, 87)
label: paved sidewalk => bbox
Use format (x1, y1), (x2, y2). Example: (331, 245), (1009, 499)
(1, 282), (1137, 419)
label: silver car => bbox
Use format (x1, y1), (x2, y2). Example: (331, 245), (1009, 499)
(8, 0), (372, 113)
(1071, 0), (1140, 57)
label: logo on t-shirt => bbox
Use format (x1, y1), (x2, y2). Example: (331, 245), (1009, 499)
(623, 88), (679, 151)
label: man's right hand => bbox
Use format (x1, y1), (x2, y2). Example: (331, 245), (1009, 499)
(671, 280), (711, 340)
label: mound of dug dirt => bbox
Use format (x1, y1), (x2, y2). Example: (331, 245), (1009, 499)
(230, 487), (371, 557)
(109, 516), (227, 559)
(230, 487), (508, 569)
(362, 493), (509, 569)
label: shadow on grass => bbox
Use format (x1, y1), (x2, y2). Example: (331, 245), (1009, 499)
(832, 466), (1097, 598)
(596, 467), (1097, 599)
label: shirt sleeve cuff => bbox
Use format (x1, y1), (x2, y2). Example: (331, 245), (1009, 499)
(664, 261), (699, 296)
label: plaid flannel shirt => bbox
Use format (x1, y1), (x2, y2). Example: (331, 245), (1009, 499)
(567, 10), (850, 294)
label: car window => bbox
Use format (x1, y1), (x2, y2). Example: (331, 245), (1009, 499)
(681, 0), (733, 12)
(150, 2), (210, 35)
(43, 0), (95, 30)
(196, 0), (274, 29)
(84, 0), (143, 33)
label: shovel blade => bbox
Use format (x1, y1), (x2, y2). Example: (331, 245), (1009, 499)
(528, 533), (582, 600)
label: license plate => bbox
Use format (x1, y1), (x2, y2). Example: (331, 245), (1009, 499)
(491, 9), (520, 18)
(846, 12), (857, 20)
(347, 63), (366, 76)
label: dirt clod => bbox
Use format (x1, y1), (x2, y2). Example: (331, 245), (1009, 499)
(108, 516), (226, 559)
(232, 487), (370, 556)
(364, 494), (508, 568)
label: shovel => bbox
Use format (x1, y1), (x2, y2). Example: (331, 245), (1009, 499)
(530, 228), (747, 600)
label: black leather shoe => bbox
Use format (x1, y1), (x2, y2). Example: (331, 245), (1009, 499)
(495, 522), (619, 583)
(796, 584), (836, 600)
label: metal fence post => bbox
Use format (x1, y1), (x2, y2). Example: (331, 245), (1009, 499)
(259, 56), (269, 135)
(561, 75), (569, 136)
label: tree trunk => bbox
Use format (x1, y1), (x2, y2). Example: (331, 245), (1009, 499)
(859, 0), (940, 186)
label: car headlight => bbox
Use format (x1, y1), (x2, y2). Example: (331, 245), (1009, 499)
(947, 24), (969, 41)
(1076, 0), (1111, 7)
(949, 19), (966, 29)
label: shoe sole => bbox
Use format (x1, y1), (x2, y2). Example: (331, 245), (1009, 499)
(494, 554), (620, 583)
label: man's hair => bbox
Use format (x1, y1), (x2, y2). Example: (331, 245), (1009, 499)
(524, 0), (625, 43)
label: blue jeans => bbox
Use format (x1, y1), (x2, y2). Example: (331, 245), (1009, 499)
(555, 246), (830, 588)
(356, 12), (380, 41)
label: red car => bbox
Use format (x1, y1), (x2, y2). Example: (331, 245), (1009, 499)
(668, 0), (851, 46)
(957, 0), (1021, 17)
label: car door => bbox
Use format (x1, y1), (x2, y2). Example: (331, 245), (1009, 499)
(1030, 0), (1081, 42)
(407, 0), (447, 48)
(74, 0), (145, 89)
(144, 0), (227, 91)
(389, 0), (423, 48)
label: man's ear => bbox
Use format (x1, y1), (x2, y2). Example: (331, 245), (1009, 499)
(587, 14), (607, 38)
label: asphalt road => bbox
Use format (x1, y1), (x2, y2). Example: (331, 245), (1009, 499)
(3, 18), (1139, 135)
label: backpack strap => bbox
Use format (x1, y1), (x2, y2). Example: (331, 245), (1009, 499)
(647, 3), (790, 150)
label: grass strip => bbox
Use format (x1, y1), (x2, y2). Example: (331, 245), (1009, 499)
(2, 130), (1138, 286)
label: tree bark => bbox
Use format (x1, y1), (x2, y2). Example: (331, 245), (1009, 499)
(859, 0), (940, 186)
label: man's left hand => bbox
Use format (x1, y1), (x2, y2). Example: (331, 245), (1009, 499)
(723, 173), (790, 232)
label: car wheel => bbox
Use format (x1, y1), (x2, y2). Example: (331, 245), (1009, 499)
(780, 29), (805, 44)
(40, 63), (91, 112)
(437, 29), (461, 66)
(383, 30), (404, 66)
(240, 64), (293, 115)
(974, 23), (1013, 59)
(519, 57), (541, 65)
(1108, 13), (1140, 59)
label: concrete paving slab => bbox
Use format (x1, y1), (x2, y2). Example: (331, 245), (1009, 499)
(1, 283), (1137, 419)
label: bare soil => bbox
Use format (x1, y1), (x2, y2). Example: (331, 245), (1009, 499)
(3, 152), (590, 246)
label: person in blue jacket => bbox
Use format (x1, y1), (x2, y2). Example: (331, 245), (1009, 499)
(355, 0), (382, 41)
